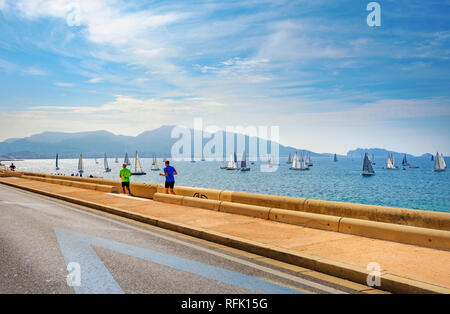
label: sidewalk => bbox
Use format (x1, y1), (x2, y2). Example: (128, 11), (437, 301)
(1, 176), (449, 291)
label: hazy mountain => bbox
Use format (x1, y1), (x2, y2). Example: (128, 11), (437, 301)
(0, 126), (319, 159)
(347, 148), (434, 160)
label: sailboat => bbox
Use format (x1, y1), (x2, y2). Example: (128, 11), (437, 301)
(151, 156), (160, 171)
(431, 155), (434, 161)
(287, 153), (292, 164)
(433, 152), (446, 172)
(226, 154), (238, 170)
(333, 154), (338, 162)
(220, 160), (227, 169)
(124, 153), (131, 166)
(132, 151), (146, 175)
(240, 151), (250, 171)
(104, 153), (111, 172)
(361, 153), (375, 176)
(290, 152), (309, 171)
(115, 157), (119, 163)
(386, 153), (397, 170)
(56, 153), (60, 170)
(78, 154), (84, 174)
(95, 158), (99, 164)
(306, 152), (313, 167)
(402, 154), (409, 167)
(371, 154), (376, 165)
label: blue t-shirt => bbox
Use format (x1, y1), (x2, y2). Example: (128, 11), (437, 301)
(164, 166), (176, 182)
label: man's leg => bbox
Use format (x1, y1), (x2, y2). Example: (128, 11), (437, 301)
(169, 188), (175, 195)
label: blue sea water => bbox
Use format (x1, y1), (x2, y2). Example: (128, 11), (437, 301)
(8, 156), (450, 213)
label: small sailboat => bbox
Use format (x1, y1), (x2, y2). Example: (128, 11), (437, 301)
(56, 153), (60, 170)
(386, 153), (397, 170)
(240, 151), (250, 171)
(431, 155), (434, 161)
(371, 153), (376, 165)
(124, 153), (131, 166)
(333, 154), (338, 162)
(306, 152), (313, 167)
(287, 153), (293, 164)
(402, 154), (410, 167)
(78, 154), (84, 174)
(361, 153), (375, 176)
(104, 153), (111, 172)
(151, 156), (160, 171)
(95, 158), (99, 164)
(226, 154), (238, 170)
(132, 151), (147, 175)
(220, 160), (227, 169)
(433, 152), (446, 172)
(115, 157), (119, 163)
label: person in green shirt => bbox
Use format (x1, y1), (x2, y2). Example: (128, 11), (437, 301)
(119, 164), (132, 195)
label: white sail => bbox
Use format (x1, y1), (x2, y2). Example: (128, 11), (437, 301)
(305, 152), (311, 164)
(104, 153), (110, 170)
(440, 153), (447, 169)
(78, 154), (83, 173)
(287, 153), (292, 164)
(227, 154), (237, 169)
(153, 156), (159, 170)
(292, 152), (300, 169)
(135, 151), (144, 173)
(386, 153), (395, 169)
(435, 152), (446, 170)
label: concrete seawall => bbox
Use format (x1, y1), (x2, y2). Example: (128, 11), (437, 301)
(22, 171), (450, 232)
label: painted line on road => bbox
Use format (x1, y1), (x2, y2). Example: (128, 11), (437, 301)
(105, 193), (150, 201)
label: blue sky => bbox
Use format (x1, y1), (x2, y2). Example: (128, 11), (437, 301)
(0, 0), (449, 155)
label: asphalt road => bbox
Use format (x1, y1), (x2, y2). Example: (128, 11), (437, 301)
(0, 184), (359, 294)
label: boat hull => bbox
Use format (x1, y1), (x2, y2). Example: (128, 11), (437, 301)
(240, 168), (250, 171)
(433, 169), (446, 172)
(289, 168), (309, 171)
(361, 172), (375, 176)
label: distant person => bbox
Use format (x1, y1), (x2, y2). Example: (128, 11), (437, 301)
(120, 164), (132, 195)
(160, 161), (177, 194)
(9, 163), (16, 171)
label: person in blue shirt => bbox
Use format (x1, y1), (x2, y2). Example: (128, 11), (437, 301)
(160, 160), (178, 194)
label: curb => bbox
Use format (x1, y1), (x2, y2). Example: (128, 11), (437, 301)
(1, 179), (449, 294)
(152, 193), (450, 251)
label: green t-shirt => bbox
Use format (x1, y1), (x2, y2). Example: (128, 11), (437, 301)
(120, 168), (131, 182)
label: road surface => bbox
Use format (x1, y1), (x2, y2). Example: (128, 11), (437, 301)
(0, 184), (361, 294)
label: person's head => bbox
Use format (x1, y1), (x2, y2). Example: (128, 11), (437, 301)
(122, 164), (127, 169)
(165, 160), (170, 166)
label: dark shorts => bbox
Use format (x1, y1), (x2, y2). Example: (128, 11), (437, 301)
(121, 181), (130, 188)
(165, 181), (175, 189)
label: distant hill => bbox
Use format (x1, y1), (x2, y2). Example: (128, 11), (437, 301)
(347, 148), (435, 160)
(0, 126), (322, 159)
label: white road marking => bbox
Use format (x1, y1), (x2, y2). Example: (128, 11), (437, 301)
(105, 193), (150, 201)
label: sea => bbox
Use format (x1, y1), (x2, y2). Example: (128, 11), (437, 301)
(6, 156), (449, 213)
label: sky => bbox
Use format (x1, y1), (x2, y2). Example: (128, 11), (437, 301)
(0, 0), (449, 155)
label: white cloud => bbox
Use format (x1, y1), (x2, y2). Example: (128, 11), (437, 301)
(87, 77), (103, 83)
(54, 82), (74, 87)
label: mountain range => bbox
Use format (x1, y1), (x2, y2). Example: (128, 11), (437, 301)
(0, 126), (439, 160)
(0, 126), (323, 159)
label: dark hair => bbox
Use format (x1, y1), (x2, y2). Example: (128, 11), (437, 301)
(165, 160), (170, 165)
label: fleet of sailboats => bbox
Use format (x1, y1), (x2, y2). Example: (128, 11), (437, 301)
(290, 152), (309, 171)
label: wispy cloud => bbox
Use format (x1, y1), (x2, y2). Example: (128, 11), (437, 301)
(54, 82), (74, 87)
